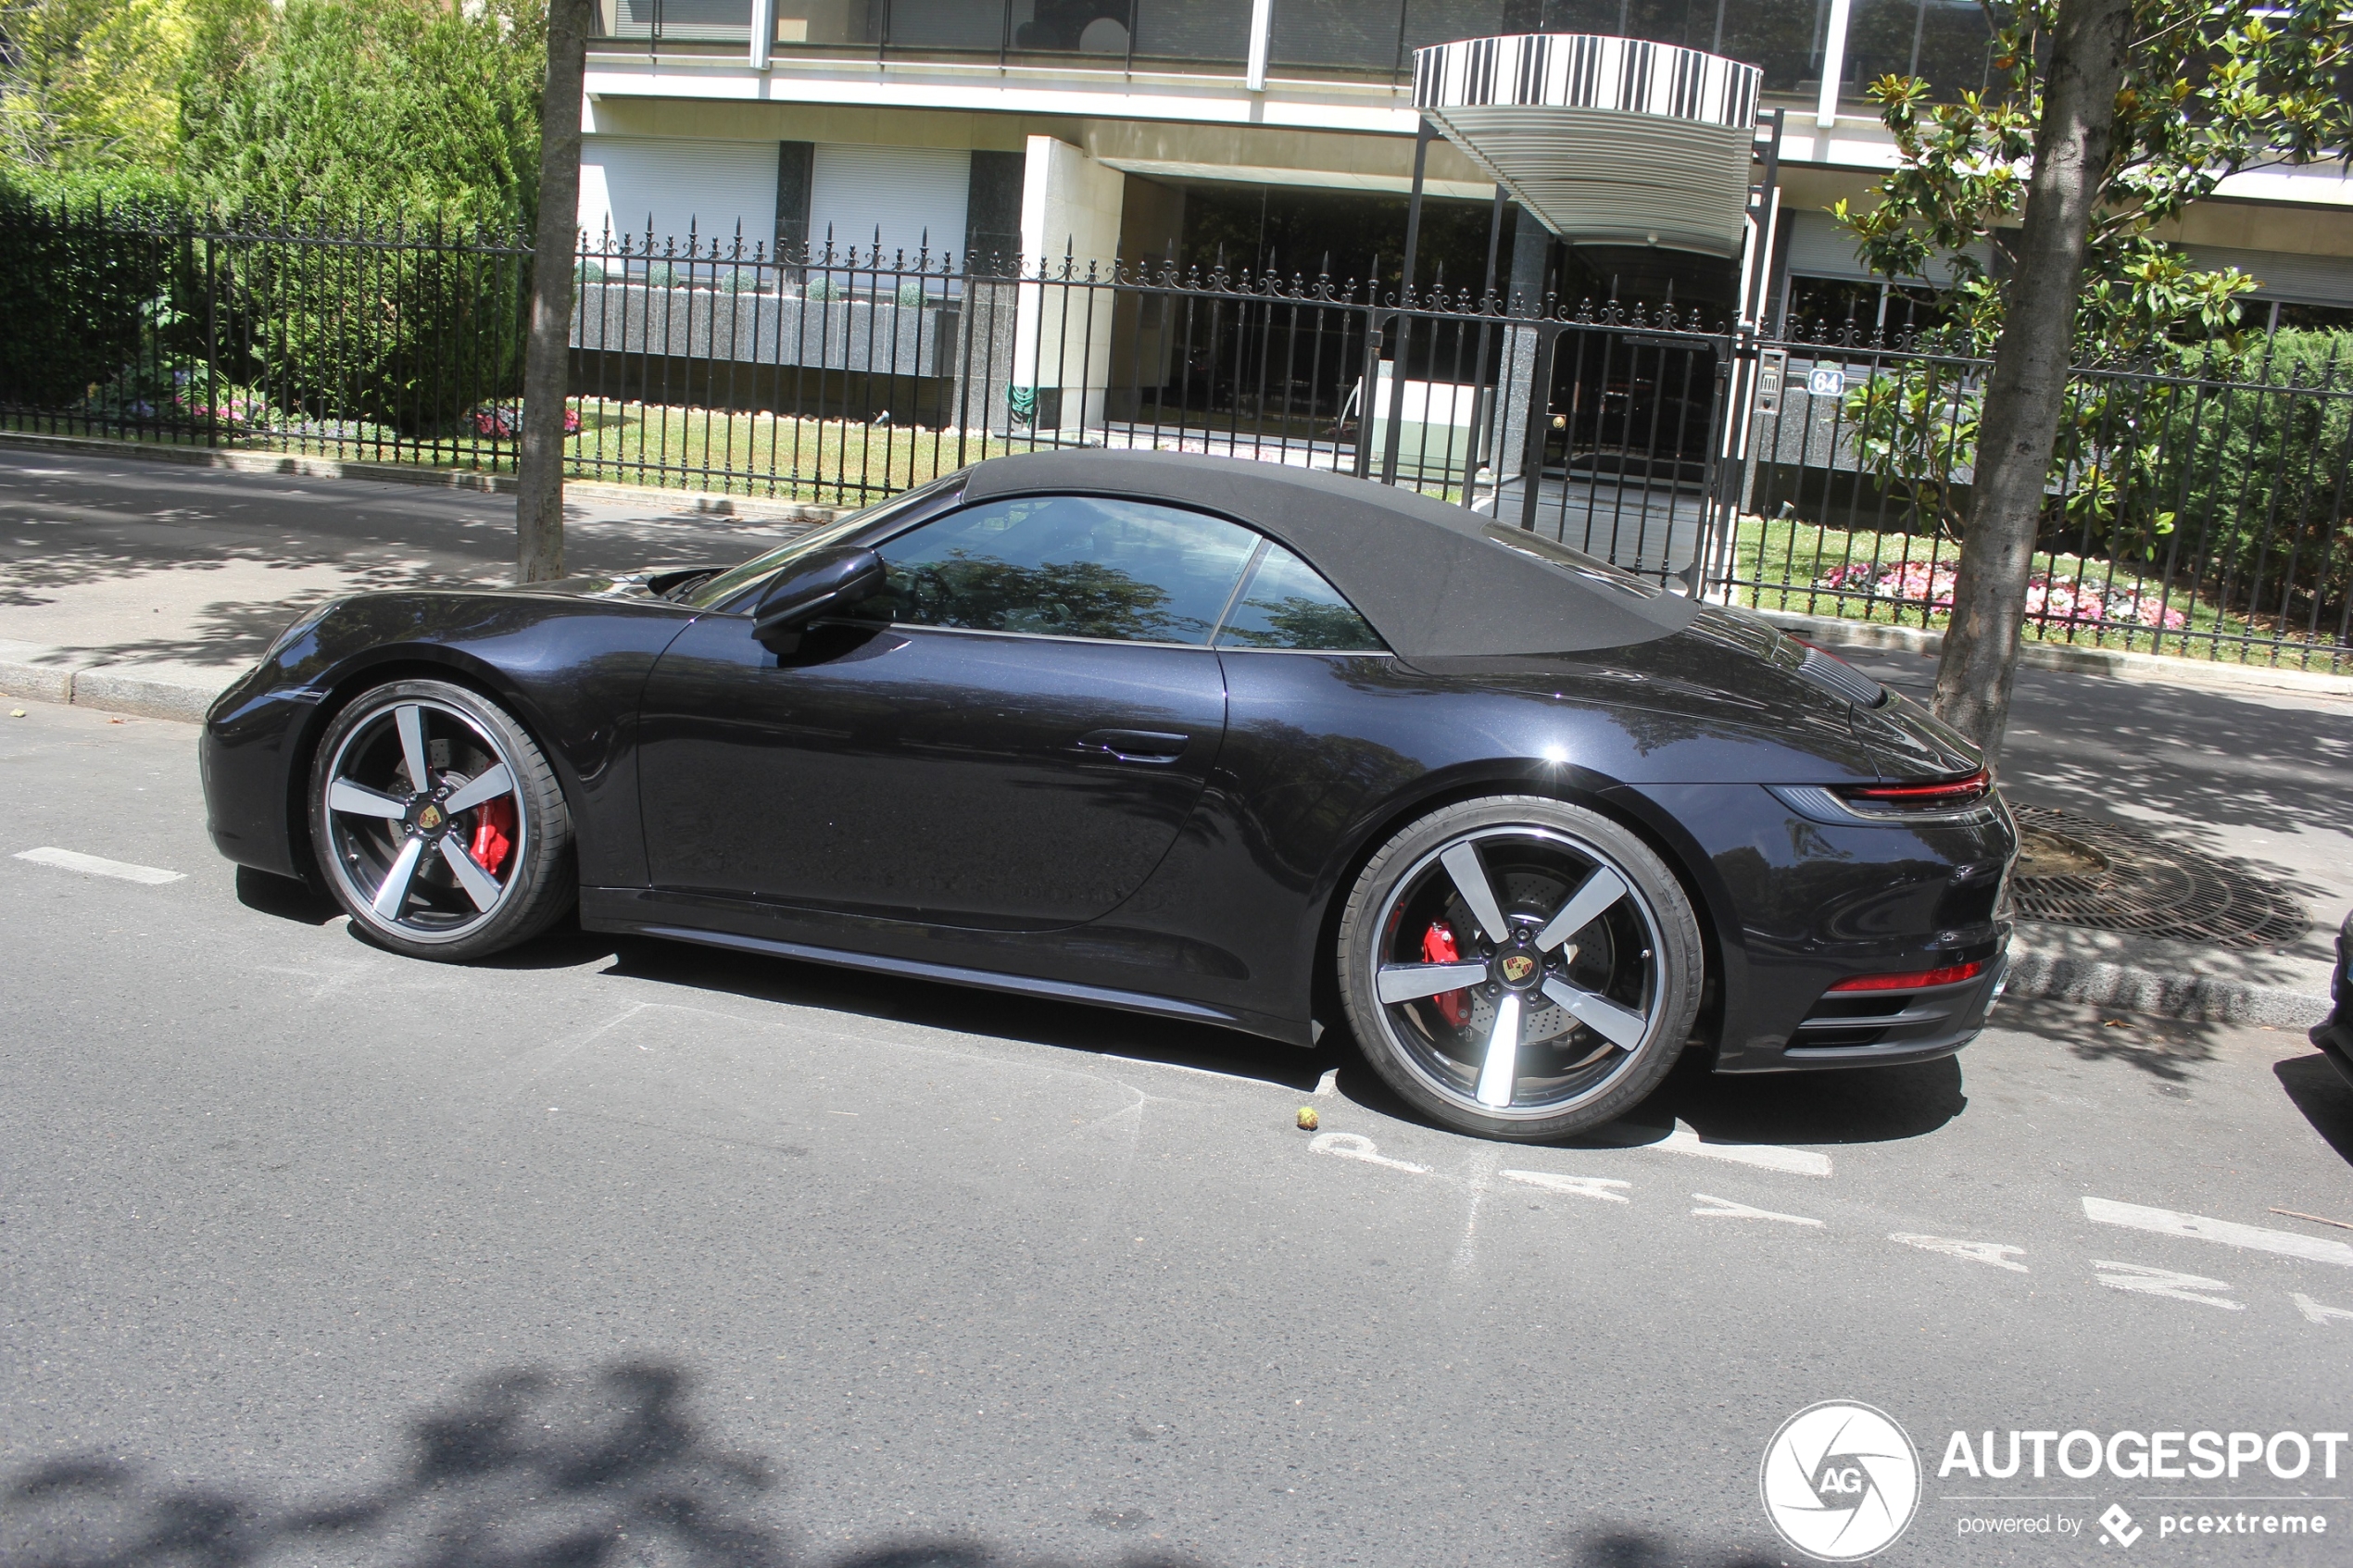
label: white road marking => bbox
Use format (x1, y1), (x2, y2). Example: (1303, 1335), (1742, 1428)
(1313, 1068), (1339, 1098)
(14, 847), (183, 885)
(1891, 1233), (2029, 1273)
(1504, 1170), (1632, 1203)
(1451, 1150), (1499, 1276)
(1691, 1193), (1823, 1226)
(1307, 1132), (1430, 1175)
(2293, 1293), (2353, 1325)
(2094, 1260), (2243, 1311)
(2082, 1197), (2353, 1269)
(1611, 1121), (1832, 1176)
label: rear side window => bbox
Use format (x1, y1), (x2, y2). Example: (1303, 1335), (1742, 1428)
(1214, 542), (1386, 652)
(869, 494), (1259, 645)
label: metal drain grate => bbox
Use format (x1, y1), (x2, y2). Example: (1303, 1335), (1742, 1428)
(2007, 804), (2308, 949)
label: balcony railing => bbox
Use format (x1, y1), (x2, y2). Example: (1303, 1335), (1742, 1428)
(591, 1), (1988, 104)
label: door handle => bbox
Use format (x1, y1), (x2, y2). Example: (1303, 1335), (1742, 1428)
(1075, 729), (1190, 764)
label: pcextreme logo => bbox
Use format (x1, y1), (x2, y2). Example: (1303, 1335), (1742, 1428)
(1760, 1400), (1924, 1562)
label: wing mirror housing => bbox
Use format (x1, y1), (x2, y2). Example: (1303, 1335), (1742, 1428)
(751, 546), (887, 646)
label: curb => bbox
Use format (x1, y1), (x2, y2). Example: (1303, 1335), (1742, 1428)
(1751, 607), (2353, 700)
(0, 429), (845, 525)
(0, 648), (227, 722)
(2001, 937), (2332, 1029)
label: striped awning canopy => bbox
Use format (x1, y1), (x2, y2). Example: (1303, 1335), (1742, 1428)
(1413, 34), (1761, 257)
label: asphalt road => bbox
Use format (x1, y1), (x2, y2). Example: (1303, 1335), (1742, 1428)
(5, 699), (2352, 1568)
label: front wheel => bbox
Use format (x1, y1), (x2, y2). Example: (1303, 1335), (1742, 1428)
(1337, 796), (1704, 1142)
(308, 679), (575, 961)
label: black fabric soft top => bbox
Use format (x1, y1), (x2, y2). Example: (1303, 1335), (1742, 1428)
(958, 450), (1696, 659)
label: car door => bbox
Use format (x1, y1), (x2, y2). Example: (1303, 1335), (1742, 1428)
(635, 492), (1260, 931)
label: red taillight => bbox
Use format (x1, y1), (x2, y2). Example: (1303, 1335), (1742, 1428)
(1842, 768), (1991, 809)
(1828, 961), (1984, 993)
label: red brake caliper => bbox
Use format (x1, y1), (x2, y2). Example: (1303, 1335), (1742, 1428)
(1421, 920), (1470, 1028)
(468, 797), (517, 875)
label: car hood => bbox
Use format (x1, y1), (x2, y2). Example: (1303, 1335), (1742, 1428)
(1403, 605), (1983, 783)
(491, 566), (724, 603)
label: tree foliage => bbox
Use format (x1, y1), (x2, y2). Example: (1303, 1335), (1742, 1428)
(1838, 0), (2353, 363)
(0, 0), (196, 171)
(182, 0), (546, 232)
(1, 0), (547, 229)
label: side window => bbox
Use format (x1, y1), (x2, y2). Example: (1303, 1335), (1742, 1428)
(1213, 542), (1386, 652)
(865, 495), (1259, 646)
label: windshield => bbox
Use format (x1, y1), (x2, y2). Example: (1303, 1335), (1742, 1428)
(681, 475), (966, 609)
(1479, 521), (1667, 600)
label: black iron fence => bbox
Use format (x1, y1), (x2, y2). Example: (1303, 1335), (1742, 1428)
(1, 200), (2347, 671)
(1725, 329), (2353, 671)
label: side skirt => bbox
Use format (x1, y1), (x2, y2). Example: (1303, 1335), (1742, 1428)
(581, 887), (1314, 1046)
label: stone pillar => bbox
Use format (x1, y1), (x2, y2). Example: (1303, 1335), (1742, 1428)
(953, 150), (1025, 438)
(1010, 135), (1125, 441)
(1492, 207), (1554, 490)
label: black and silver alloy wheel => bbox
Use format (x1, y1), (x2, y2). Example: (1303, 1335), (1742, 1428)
(308, 679), (574, 960)
(1338, 796), (1703, 1141)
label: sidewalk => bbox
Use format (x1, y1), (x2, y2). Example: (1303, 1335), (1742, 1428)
(3, 440), (2346, 1025)
(0, 440), (820, 720)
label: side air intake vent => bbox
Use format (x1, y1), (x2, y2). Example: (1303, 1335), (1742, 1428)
(1797, 644), (1886, 707)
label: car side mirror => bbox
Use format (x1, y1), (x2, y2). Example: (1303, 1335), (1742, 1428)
(751, 546), (887, 645)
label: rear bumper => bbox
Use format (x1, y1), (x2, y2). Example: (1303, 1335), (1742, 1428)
(1717, 948), (2008, 1073)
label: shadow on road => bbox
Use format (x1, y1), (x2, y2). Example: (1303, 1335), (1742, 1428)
(1, 1361), (1791, 1567)
(1980, 997), (2227, 1084)
(2275, 1050), (2353, 1169)
(1616, 1047), (1966, 1147)
(599, 934), (1338, 1096)
(233, 865), (342, 925)
(0, 1362), (1208, 1568)
(1555, 1525), (1778, 1568)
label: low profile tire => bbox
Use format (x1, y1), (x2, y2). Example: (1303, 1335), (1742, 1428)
(1337, 796), (1703, 1142)
(308, 679), (574, 961)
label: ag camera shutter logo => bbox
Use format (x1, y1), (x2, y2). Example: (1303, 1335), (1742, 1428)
(1760, 1400), (1922, 1561)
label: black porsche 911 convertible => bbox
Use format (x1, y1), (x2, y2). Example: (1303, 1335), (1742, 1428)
(201, 450), (2016, 1141)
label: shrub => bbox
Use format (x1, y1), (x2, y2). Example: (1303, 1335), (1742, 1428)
(643, 261), (681, 288)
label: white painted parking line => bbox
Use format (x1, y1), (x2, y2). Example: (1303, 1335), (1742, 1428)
(1691, 1193), (1822, 1226)
(15, 847), (183, 885)
(2293, 1293), (2353, 1325)
(1307, 1132), (1431, 1175)
(1503, 1170), (1632, 1203)
(1890, 1233), (2029, 1273)
(2083, 1197), (2353, 1269)
(2094, 1260), (2243, 1311)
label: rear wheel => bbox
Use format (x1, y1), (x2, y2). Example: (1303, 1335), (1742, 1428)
(307, 679), (574, 960)
(1337, 796), (1703, 1142)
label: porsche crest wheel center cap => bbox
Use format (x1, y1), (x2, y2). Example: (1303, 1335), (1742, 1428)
(407, 795), (453, 838)
(1495, 949), (1542, 990)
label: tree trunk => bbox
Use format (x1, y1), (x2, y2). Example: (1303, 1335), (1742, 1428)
(1931, 0), (2132, 758)
(515, 0), (593, 584)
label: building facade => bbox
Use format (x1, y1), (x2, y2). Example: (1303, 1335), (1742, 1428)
(580, 0), (2353, 339)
